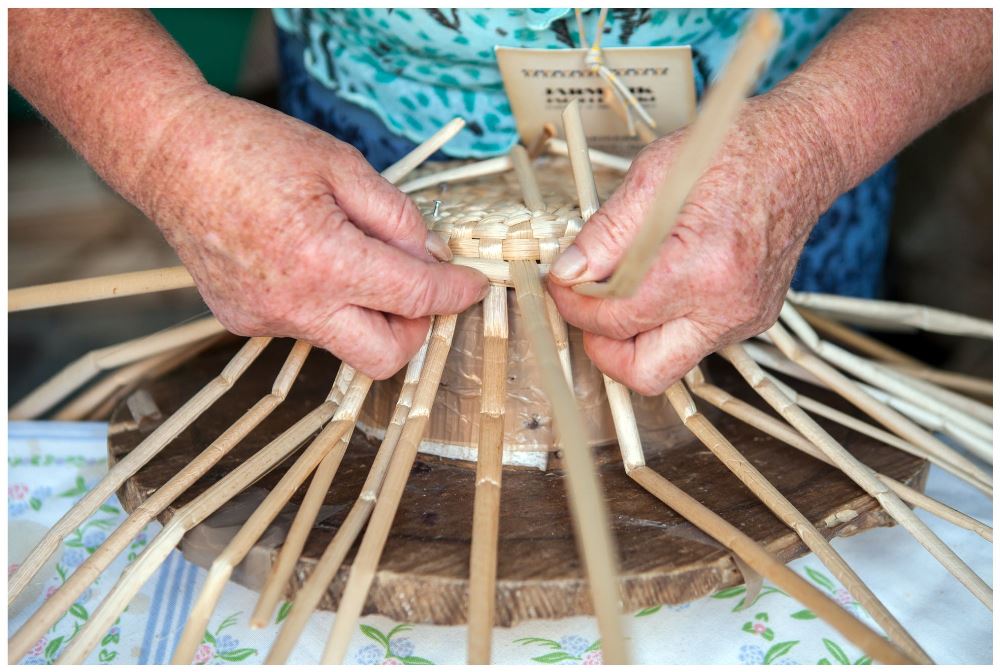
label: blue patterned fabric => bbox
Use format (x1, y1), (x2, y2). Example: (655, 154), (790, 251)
(274, 9), (894, 297)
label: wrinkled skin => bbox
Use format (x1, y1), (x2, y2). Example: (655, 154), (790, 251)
(548, 95), (840, 395)
(140, 90), (489, 379)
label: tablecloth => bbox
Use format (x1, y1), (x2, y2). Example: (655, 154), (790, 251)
(7, 421), (992, 665)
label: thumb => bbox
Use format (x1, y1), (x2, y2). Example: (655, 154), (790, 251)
(548, 132), (684, 286)
(547, 203), (638, 286)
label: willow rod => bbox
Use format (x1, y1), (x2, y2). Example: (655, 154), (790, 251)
(509, 144), (629, 663)
(466, 286), (509, 664)
(627, 466), (912, 664)
(684, 366), (992, 542)
(721, 342), (992, 609)
(8, 265), (196, 312)
(55, 377), (348, 664)
(265, 330), (434, 662)
(10, 315), (225, 419)
(54, 333), (224, 421)
(8, 340), (312, 663)
(741, 340), (991, 492)
(786, 289), (993, 339)
(8, 335), (268, 606)
(770, 309), (992, 494)
(321, 314), (459, 664)
(781, 304), (992, 447)
(664, 382), (930, 663)
(170, 372), (371, 663)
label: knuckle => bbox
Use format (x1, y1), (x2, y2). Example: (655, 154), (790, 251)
(595, 301), (639, 340)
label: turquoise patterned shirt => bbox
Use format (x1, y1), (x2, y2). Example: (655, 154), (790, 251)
(273, 8), (848, 158)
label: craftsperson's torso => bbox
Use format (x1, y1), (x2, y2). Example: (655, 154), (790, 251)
(274, 8), (893, 298)
(274, 8), (847, 157)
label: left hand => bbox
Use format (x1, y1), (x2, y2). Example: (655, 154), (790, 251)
(547, 94), (843, 395)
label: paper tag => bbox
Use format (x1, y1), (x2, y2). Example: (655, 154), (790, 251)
(496, 45), (696, 156)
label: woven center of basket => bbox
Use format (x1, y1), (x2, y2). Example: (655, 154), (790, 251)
(411, 158), (619, 283)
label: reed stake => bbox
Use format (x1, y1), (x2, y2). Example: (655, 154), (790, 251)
(786, 289), (993, 339)
(467, 286), (509, 664)
(8, 340), (312, 662)
(508, 145), (629, 663)
(664, 382), (930, 662)
(170, 371), (371, 663)
(742, 340), (991, 491)
(720, 343), (992, 609)
(265, 331), (434, 663)
(55, 378), (347, 664)
(768, 310), (993, 494)
(54, 333), (223, 421)
(780, 304), (992, 450)
(684, 366), (993, 542)
(7, 335), (267, 607)
(796, 306), (923, 367)
(8, 265), (197, 312)
(10, 316), (225, 419)
(570, 10), (781, 299)
(626, 466), (913, 664)
(321, 314), (459, 664)
(544, 138), (632, 173)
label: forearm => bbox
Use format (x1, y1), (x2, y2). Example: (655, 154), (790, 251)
(771, 8), (992, 203)
(8, 9), (214, 210)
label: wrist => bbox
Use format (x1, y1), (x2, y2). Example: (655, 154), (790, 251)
(744, 84), (853, 228)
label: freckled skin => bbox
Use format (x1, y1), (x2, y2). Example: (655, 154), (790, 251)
(549, 9), (992, 395)
(9, 9), (488, 380)
(7, 10), (991, 388)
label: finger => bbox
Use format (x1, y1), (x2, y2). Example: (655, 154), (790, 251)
(326, 150), (439, 262)
(307, 304), (430, 380)
(339, 230), (489, 318)
(547, 277), (679, 340)
(583, 317), (714, 396)
(548, 137), (680, 287)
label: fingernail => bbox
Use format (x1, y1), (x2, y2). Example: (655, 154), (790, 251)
(425, 231), (453, 261)
(551, 245), (587, 282)
(478, 283), (491, 302)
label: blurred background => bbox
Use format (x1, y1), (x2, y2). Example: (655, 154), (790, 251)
(7, 8), (993, 407)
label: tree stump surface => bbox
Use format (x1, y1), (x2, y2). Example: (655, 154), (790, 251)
(110, 339), (928, 626)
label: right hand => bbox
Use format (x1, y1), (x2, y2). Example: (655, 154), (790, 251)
(135, 88), (489, 379)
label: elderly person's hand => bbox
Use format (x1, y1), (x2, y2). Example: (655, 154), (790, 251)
(548, 8), (991, 395)
(141, 91), (488, 378)
(9, 9), (488, 380)
(547, 96), (830, 395)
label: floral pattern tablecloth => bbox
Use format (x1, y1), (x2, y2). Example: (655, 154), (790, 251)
(7, 421), (993, 665)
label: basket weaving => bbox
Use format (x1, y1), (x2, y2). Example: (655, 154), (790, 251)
(6, 12), (991, 666)
(360, 160), (680, 469)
